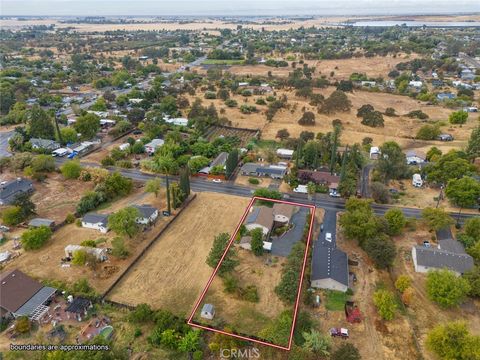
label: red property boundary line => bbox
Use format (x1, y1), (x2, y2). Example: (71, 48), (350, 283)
(187, 196), (316, 351)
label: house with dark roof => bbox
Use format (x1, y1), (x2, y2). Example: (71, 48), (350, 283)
(240, 163), (287, 179)
(298, 170), (340, 188)
(198, 152), (229, 175)
(311, 211), (349, 293)
(30, 138), (60, 152)
(0, 269), (56, 320)
(412, 246), (474, 275)
(133, 204), (159, 225)
(81, 213), (109, 233)
(405, 150), (427, 165)
(0, 178), (34, 205)
(311, 245), (349, 292)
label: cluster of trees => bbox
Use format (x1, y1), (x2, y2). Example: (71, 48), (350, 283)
(319, 90), (352, 115)
(76, 172), (133, 215)
(339, 199), (403, 269)
(426, 322), (480, 360)
(1, 192), (36, 226)
(275, 242), (306, 303)
(357, 104), (384, 128)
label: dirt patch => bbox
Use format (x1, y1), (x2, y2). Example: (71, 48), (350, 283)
(107, 192), (250, 317)
(30, 173), (94, 223)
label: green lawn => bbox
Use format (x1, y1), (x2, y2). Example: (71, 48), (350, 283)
(202, 59), (245, 65)
(325, 290), (348, 311)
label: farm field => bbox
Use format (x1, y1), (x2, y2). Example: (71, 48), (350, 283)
(0, 185), (170, 292)
(107, 192), (250, 317)
(204, 125), (258, 146)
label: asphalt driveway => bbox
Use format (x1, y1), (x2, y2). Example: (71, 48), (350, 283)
(271, 206), (308, 257)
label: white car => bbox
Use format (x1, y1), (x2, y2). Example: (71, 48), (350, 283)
(212, 179), (222, 183)
(325, 233), (332, 242)
(329, 191), (341, 198)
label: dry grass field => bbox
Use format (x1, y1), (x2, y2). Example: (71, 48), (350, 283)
(193, 250), (288, 338)
(108, 192), (250, 317)
(187, 87), (477, 154)
(228, 54), (417, 81)
(0, 186), (170, 292)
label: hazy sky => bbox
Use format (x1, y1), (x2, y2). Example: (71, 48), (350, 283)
(1, 0), (479, 16)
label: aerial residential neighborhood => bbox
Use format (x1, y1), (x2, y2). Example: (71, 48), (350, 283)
(0, 1), (480, 359)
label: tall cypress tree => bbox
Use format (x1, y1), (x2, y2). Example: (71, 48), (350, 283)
(165, 175), (171, 213)
(179, 167), (190, 200)
(225, 148), (239, 179)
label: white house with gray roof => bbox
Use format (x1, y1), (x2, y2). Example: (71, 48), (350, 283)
(412, 237), (474, 276)
(81, 213), (109, 233)
(132, 204), (159, 225)
(311, 246), (349, 292)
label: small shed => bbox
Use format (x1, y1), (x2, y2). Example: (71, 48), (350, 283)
(65, 297), (92, 321)
(200, 303), (215, 320)
(28, 218), (55, 229)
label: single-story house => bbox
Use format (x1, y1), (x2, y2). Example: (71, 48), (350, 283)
(198, 152), (229, 175)
(28, 218), (55, 229)
(298, 170), (340, 188)
(276, 148), (294, 159)
(409, 80), (423, 88)
(133, 204), (159, 225)
(65, 297), (93, 321)
(311, 245), (349, 293)
(238, 236), (272, 252)
(369, 146), (380, 160)
(64, 245), (108, 262)
(272, 203), (294, 224)
(0, 269), (56, 320)
(436, 93), (456, 101)
(145, 139), (165, 155)
(100, 119), (116, 127)
(240, 163), (287, 179)
(30, 138), (60, 151)
(412, 245), (474, 275)
(200, 303), (215, 320)
(0, 178), (34, 205)
(245, 206), (274, 235)
(405, 150), (427, 165)
(81, 213), (109, 233)
(164, 116), (189, 127)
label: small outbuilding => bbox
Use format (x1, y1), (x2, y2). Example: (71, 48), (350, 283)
(81, 213), (109, 233)
(200, 303), (215, 320)
(28, 218), (55, 229)
(65, 297), (92, 321)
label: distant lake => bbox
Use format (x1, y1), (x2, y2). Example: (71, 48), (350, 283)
(343, 20), (480, 27)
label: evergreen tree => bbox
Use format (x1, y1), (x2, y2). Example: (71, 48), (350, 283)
(225, 148), (239, 179)
(28, 105), (55, 139)
(179, 167), (190, 199)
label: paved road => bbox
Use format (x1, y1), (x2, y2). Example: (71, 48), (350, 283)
(53, 157), (478, 221)
(271, 207), (308, 257)
(0, 131), (13, 157)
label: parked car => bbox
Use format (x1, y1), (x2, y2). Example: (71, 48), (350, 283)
(325, 232), (332, 242)
(133, 130), (143, 135)
(330, 328), (349, 339)
(67, 151), (78, 159)
(0, 225), (10, 232)
(320, 224), (324, 232)
(329, 190), (341, 197)
(212, 179), (222, 183)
